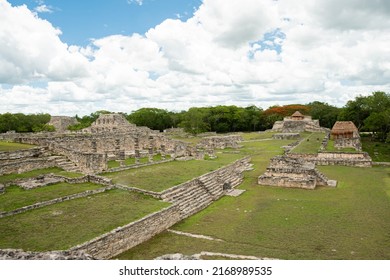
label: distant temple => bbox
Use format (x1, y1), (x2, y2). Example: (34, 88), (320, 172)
(82, 114), (137, 133)
(271, 111), (326, 133)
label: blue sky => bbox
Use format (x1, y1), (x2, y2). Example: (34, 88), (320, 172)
(8, 0), (202, 45)
(1, 0), (390, 116)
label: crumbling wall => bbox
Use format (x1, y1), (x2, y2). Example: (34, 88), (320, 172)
(258, 156), (337, 189)
(197, 135), (243, 150)
(69, 157), (252, 259)
(287, 152), (372, 167)
(0, 147), (56, 175)
(334, 137), (362, 151)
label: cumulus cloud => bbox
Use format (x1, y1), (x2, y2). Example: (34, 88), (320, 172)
(0, 0), (89, 84)
(34, 4), (53, 14)
(1, 0), (390, 115)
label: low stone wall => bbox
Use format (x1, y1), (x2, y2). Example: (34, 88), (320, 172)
(0, 147), (46, 161)
(68, 156), (251, 259)
(0, 249), (95, 260)
(196, 135), (243, 150)
(273, 133), (300, 140)
(71, 205), (181, 259)
(0, 186), (115, 218)
(0, 158), (57, 176)
(287, 152), (372, 167)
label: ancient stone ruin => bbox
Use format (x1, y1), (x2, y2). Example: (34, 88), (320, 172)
(258, 156), (337, 189)
(0, 113), (206, 175)
(48, 116), (78, 133)
(271, 111), (327, 133)
(196, 135), (243, 150)
(331, 121), (362, 151)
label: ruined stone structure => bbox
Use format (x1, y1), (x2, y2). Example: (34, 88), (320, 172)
(0, 114), (202, 174)
(271, 111), (327, 133)
(331, 121), (362, 151)
(0, 249), (94, 260)
(82, 113), (136, 134)
(258, 156), (337, 189)
(196, 135), (243, 150)
(48, 116), (78, 133)
(287, 152), (372, 167)
(272, 133), (301, 140)
(68, 157), (252, 259)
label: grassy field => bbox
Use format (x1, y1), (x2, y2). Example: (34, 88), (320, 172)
(102, 153), (244, 192)
(361, 138), (390, 162)
(0, 141), (36, 152)
(290, 132), (325, 154)
(239, 131), (275, 141)
(0, 167), (83, 185)
(0, 182), (103, 212)
(115, 139), (390, 260)
(0, 189), (169, 251)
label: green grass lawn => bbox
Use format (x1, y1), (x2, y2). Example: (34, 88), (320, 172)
(290, 132), (325, 154)
(115, 139), (390, 260)
(102, 153), (244, 192)
(361, 138), (390, 162)
(0, 167), (83, 185)
(0, 189), (170, 251)
(0, 141), (36, 152)
(240, 131), (275, 141)
(0, 182), (103, 212)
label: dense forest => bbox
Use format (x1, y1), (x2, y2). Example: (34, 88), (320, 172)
(1, 91), (389, 142)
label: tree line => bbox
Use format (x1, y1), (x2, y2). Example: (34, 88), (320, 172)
(1, 91), (389, 142)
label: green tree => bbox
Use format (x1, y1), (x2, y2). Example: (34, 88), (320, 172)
(179, 107), (210, 134)
(307, 101), (340, 128)
(127, 108), (173, 131)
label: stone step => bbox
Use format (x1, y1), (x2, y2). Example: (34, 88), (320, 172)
(162, 184), (203, 201)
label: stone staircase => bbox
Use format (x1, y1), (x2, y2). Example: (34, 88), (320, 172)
(161, 181), (214, 219)
(50, 156), (81, 173)
(161, 158), (250, 219)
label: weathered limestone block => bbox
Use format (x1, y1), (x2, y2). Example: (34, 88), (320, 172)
(0, 249), (95, 260)
(272, 133), (300, 140)
(197, 135), (243, 150)
(258, 156), (337, 189)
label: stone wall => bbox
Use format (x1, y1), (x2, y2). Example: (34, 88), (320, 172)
(0, 249), (94, 260)
(71, 205), (181, 259)
(272, 133), (300, 140)
(0, 186), (114, 218)
(287, 152), (372, 167)
(258, 156), (336, 189)
(334, 137), (362, 151)
(69, 156), (252, 259)
(0, 158), (57, 176)
(48, 116), (78, 132)
(196, 135), (243, 150)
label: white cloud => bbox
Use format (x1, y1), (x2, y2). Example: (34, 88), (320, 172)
(127, 0), (143, 6)
(34, 4), (53, 14)
(1, 0), (390, 116)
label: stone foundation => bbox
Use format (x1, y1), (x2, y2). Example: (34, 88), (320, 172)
(258, 156), (337, 189)
(196, 135), (243, 150)
(272, 133), (300, 140)
(287, 152), (372, 167)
